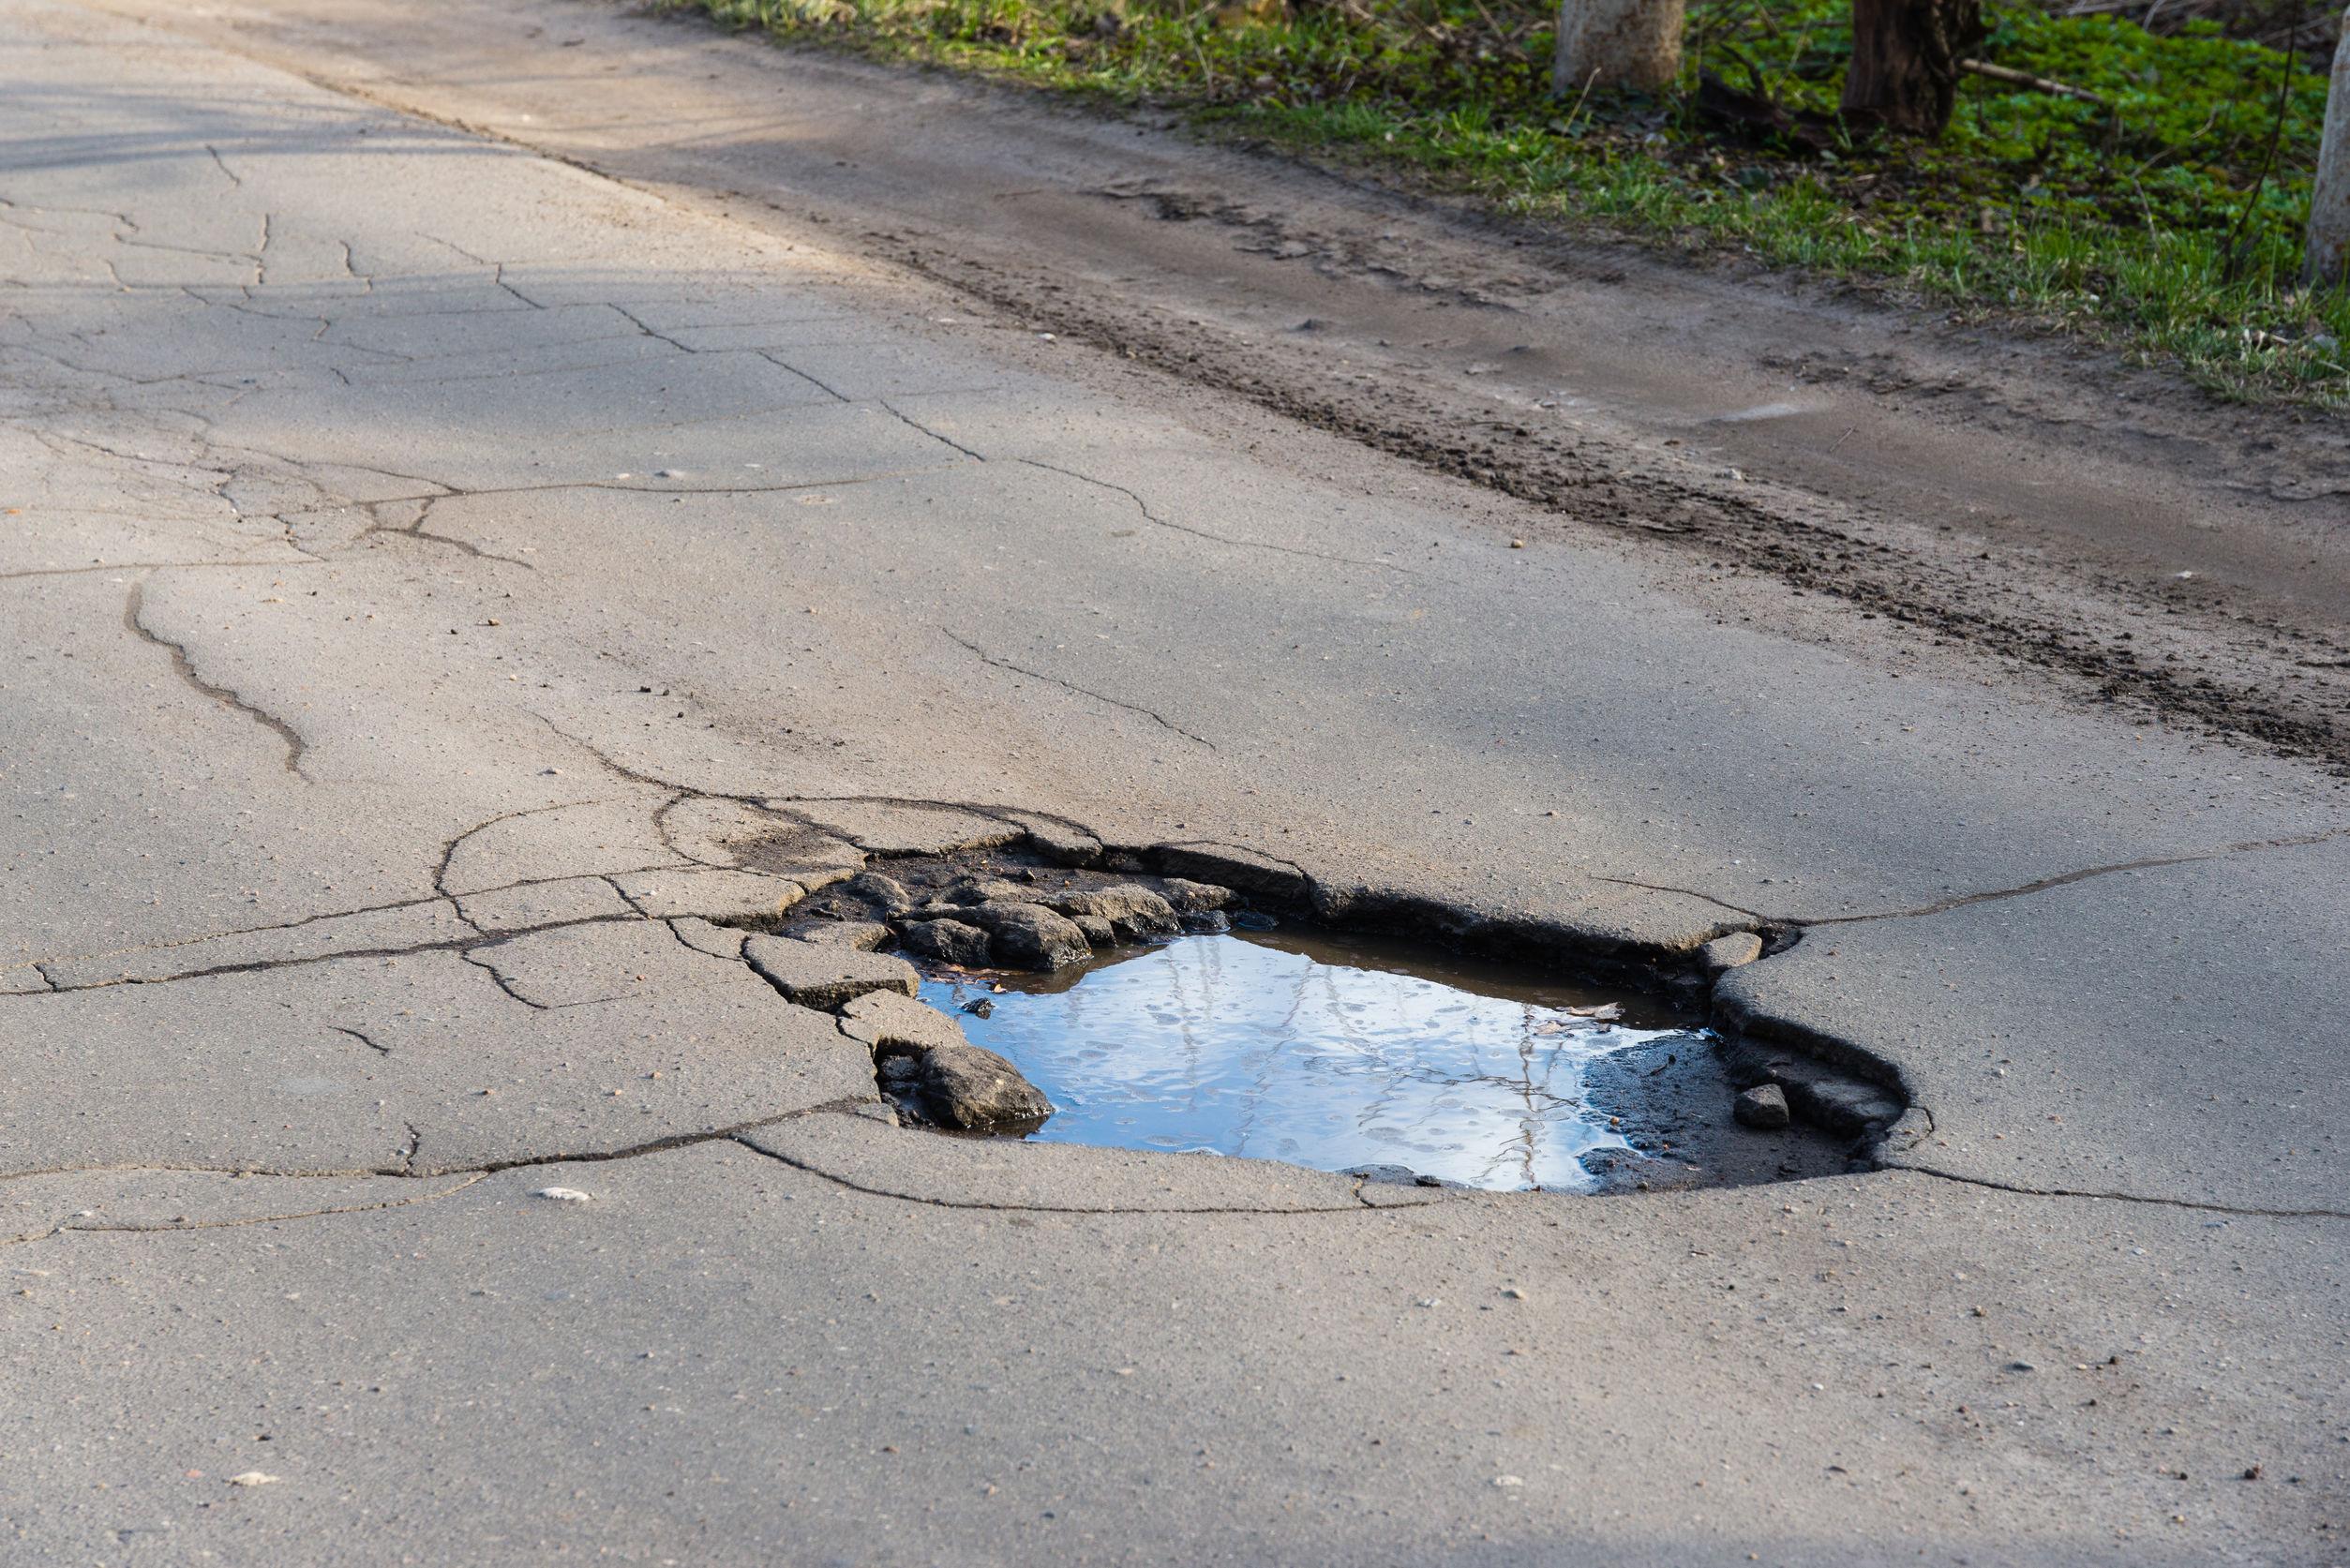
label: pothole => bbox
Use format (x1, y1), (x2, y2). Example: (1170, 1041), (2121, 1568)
(730, 828), (1897, 1195)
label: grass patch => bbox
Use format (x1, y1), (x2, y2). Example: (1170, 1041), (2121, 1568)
(679, 0), (2350, 401)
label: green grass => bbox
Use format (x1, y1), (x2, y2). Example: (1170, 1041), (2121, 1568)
(677, 0), (2350, 402)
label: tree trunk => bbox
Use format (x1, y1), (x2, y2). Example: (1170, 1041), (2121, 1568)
(1552, 0), (1685, 95)
(2308, 8), (2350, 288)
(1841, 0), (1985, 138)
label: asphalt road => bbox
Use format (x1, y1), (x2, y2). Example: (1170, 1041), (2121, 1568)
(2, 0), (2344, 1561)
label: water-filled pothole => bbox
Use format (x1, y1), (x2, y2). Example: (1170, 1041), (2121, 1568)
(751, 836), (1869, 1194)
(913, 928), (1847, 1192)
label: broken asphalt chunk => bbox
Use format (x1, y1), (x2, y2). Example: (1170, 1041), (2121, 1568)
(743, 933), (919, 1010)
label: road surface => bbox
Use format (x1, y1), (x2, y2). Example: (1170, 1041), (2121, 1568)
(2, 0), (2344, 1561)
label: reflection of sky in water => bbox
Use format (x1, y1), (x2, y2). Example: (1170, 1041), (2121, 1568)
(919, 934), (1697, 1192)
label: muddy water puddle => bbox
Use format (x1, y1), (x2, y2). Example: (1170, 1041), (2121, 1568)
(918, 929), (1834, 1193)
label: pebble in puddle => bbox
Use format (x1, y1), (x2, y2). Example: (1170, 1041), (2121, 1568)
(1734, 1083), (1791, 1129)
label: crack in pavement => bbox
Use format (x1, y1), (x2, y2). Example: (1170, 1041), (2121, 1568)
(396, 495), (537, 569)
(729, 1122), (1431, 1213)
(530, 712), (752, 800)
(607, 302), (696, 356)
(3, 1172), (488, 1251)
(1899, 1161), (2350, 1221)
(1587, 874), (1772, 926)
(753, 348), (850, 402)
(943, 630), (1216, 750)
(121, 577), (309, 777)
(877, 396), (987, 461)
(13, 881), (507, 982)
(201, 142), (244, 191)
(1017, 457), (1414, 574)
(421, 234), (547, 310)
(1592, 828), (2350, 936)
(1799, 826), (2350, 928)
(12, 910), (646, 995)
(431, 801), (611, 901)
(5, 1110), (2336, 1227)
(0, 1106), (832, 1185)
(456, 944), (549, 1009)
(0, 557), (314, 582)
(328, 1023), (391, 1056)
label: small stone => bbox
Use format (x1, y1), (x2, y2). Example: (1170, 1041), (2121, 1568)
(1699, 931), (1765, 973)
(2006, 1360), (2037, 1373)
(532, 1187), (592, 1203)
(227, 1471), (281, 1487)
(919, 1043), (1053, 1132)
(898, 918), (991, 967)
(962, 902), (1091, 971)
(1050, 884), (1181, 939)
(843, 872), (913, 915)
(1492, 1474), (1524, 1487)
(1734, 1083), (1790, 1129)
(1501, 1286), (1528, 1300)
(963, 998), (994, 1019)
(939, 877), (1031, 907)
(1157, 877), (1233, 913)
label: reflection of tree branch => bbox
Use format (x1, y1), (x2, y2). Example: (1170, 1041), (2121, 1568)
(1221, 937), (1287, 1157)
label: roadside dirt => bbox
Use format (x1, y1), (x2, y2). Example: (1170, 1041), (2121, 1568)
(97, 0), (2350, 768)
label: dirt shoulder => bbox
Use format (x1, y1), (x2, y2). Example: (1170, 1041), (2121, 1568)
(100, 0), (2350, 768)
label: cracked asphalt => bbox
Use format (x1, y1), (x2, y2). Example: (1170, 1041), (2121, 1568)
(3, 0), (2346, 1561)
